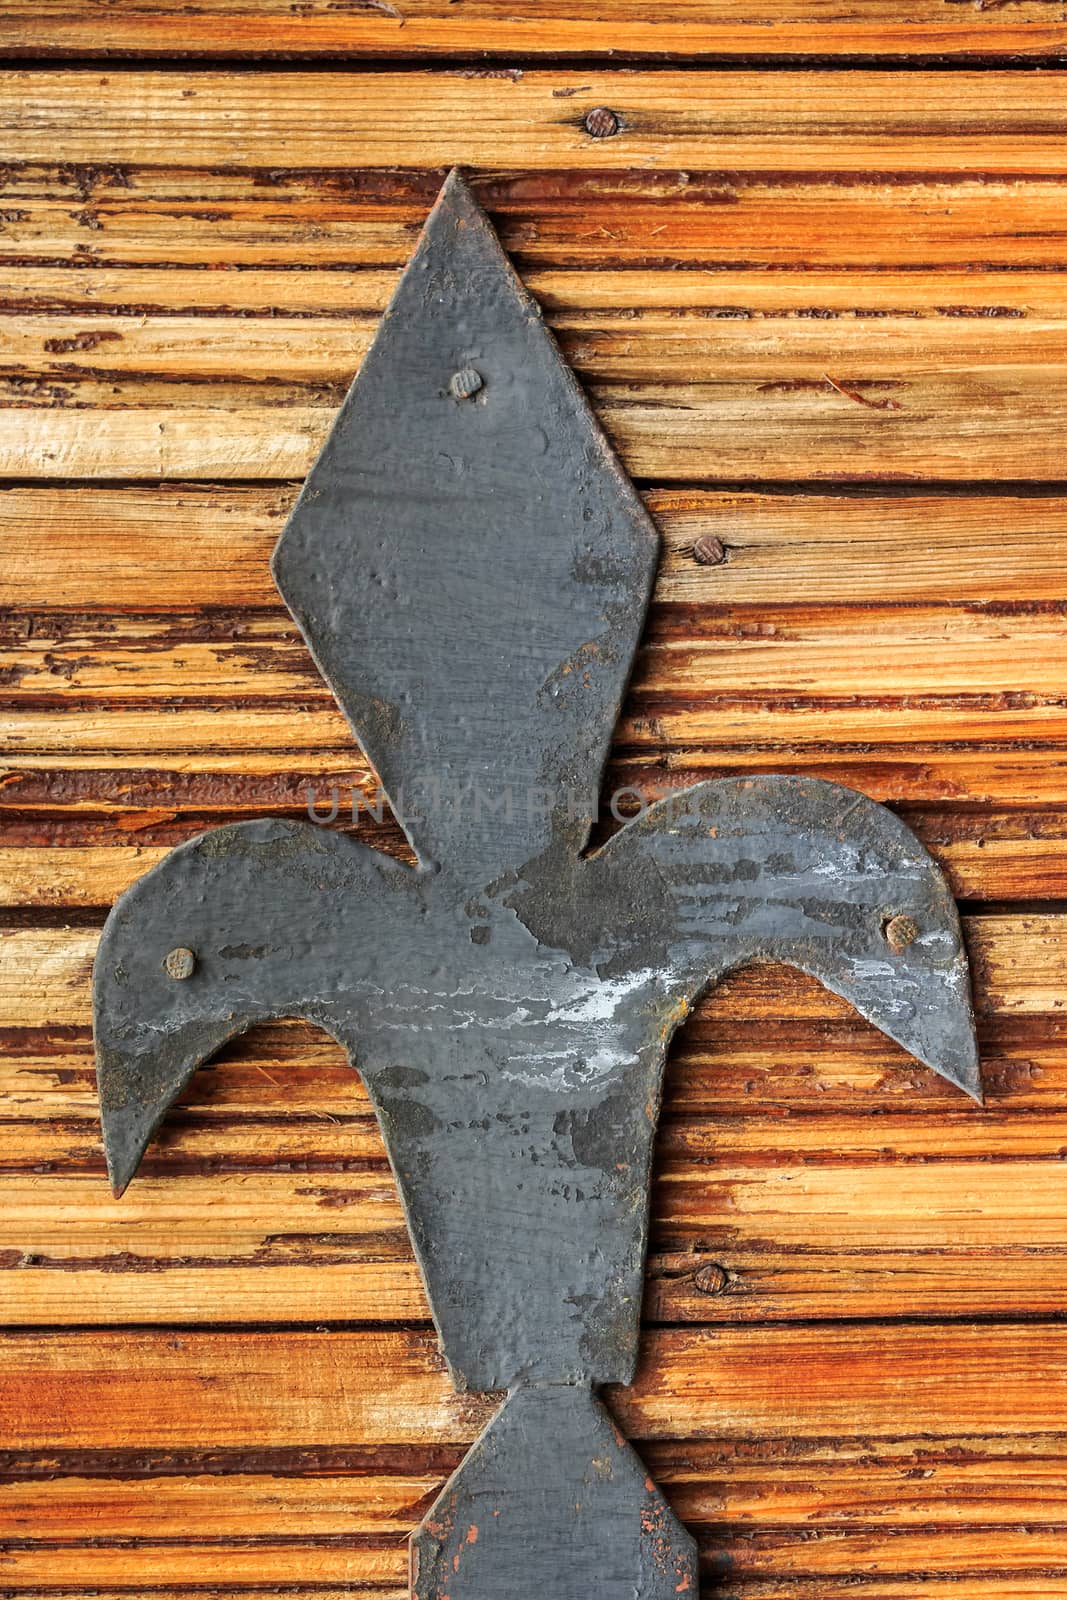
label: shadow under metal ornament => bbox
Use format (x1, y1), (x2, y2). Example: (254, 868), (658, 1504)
(93, 170), (983, 1599)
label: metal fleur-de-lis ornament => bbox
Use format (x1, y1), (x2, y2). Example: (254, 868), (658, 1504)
(94, 171), (982, 1599)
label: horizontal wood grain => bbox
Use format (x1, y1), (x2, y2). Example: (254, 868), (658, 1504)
(6, 268), (1067, 318)
(5, 1524), (1067, 1589)
(9, 1238), (1067, 1330)
(5, 0), (1067, 60)
(4, 1014), (1056, 1117)
(6, 168), (1067, 273)
(8, 696), (1067, 761)
(8, 373), (1067, 478)
(7, 607), (1067, 702)
(8, 1324), (1067, 1445)
(4, 72), (1067, 175)
(12, 1087), (1067, 1168)
(8, 752), (1067, 806)
(2, 1017), (1067, 1326)
(7, 1435), (1067, 1597)
(8, 292), (1067, 384)
(7, 817), (1067, 902)
(10, 168), (1067, 275)
(3, 37), (1065, 1598)
(8, 486), (1067, 607)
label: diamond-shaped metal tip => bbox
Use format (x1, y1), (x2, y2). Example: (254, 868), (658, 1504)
(273, 169), (659, 884)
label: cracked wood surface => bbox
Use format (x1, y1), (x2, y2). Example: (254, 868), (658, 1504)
(2, 36), (1067, 1600)
(3, 0), (1067, 60)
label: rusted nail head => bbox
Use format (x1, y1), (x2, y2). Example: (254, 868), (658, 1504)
(692, 535), (726, 567)
(163, 946), (196, 980)
(883, 914), (919, 953)
(450, 366), (483, 400)
(693, 1262), (729, 1296)
(583, 106), (620, 139)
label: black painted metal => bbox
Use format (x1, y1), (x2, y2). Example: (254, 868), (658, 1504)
(93, 170), (981, 1600)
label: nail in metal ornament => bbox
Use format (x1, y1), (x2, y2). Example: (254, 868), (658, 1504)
(93, 170), (983, 1599)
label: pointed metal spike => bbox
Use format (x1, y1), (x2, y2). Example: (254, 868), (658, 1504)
(272, 169), (659, 884)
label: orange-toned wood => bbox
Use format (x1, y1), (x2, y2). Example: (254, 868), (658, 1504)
(3, 485), (1067, 605)
(5, 170), (1067, 273)
(4, 71), (1067, 174)
(8, 1324), (1067, 1446)
(5, 0), (1067, 60)
(7, 377), (1067, 479)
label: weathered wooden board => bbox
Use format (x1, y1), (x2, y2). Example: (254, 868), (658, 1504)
(5, 1325), (1067, 1593)
(6, 169), (1067, 272)
(8, 377), (1067, 478)
(4, 277), (1067, 477)
(2, 1013), (1067, 1327)
(4, 72), (1067, 174)
(6, 487), (1067, 608)
(8, 817), (1067, 901)
(8, 609), (1067, 702)
(5, 0), (1067, 60)
(6, 1322), (1067, 1448)
(9, 295), (1067, 379)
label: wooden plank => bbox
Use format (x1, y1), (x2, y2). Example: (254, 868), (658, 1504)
(7, 487), (1067, 609)
(11, 1092), (1067, 1169)
(28, 1446), (1066, 1542)
(7, 292), (1067, 384)
(8, 697), (1067, 757)
(7, 817), (1067, 904)
(11, 1237), (1067, 1330)
(6, 1324), (1067, 1445)
(5, 1525), (1067, 1589)
(0, 1541), (400, 1588)
(8, 373), (1067, 479)
(4, 71), (1067, 175)
(6, 267), (1067, 318)
(0, 914), (1060, 1029)
(7, 607), (1067, 701)
(7, 751), (1067, 807)
(6, 170), (1067, 273)
(5, 0), (1067, 60)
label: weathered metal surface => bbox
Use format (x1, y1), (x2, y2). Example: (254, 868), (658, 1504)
(272, 167), (658, 887)
(411, 1385), (697, 1599)
(93, 170), (981, 1599)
